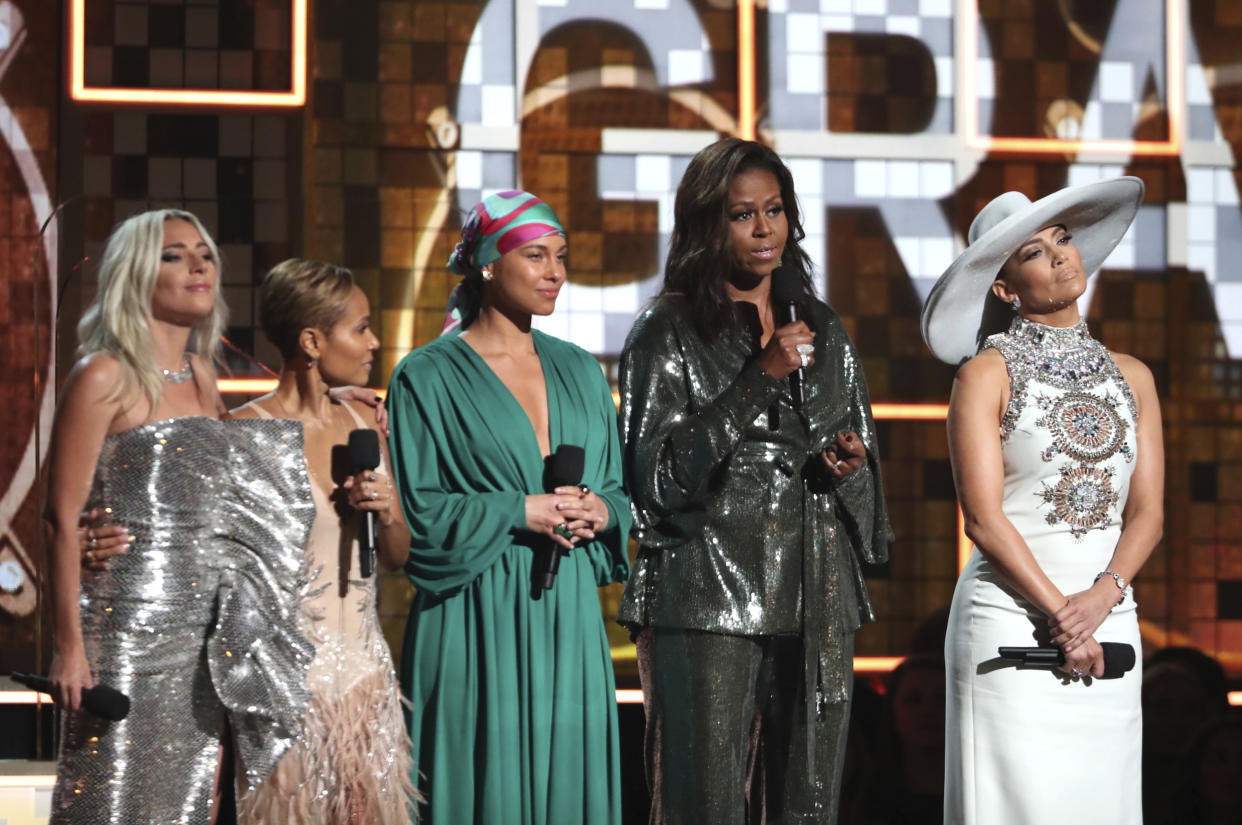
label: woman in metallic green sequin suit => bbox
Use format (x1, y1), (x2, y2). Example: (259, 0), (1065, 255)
(617, 138), (893, 824)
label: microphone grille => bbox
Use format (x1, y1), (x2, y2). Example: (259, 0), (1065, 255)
(548, 445), (585, 487)
(1101, 642), (1137, 678)
(347, 428), (382, 471)
(770, 266), (803, 304)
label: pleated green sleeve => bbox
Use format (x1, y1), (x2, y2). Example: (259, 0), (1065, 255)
(386, 342), (528, 597)
(538, 333), (632, 587)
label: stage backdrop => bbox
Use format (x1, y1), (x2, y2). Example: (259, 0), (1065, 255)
(2, 0), (1241, 685)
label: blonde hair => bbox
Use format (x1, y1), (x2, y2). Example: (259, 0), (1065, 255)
(259, 259), (355, 359)
(77, 209), (226, 409)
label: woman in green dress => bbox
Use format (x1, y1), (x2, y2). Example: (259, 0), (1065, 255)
(386, 190), (632, 825)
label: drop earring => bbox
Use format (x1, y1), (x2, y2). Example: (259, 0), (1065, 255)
(482, 268), (493, 282)
(1011, 297), (1021, 309)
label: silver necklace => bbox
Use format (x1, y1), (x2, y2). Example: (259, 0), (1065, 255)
(161, 357), (193, 383)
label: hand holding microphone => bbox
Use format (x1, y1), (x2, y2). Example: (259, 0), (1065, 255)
(14, 670), (131, 720)
(530, 445), (586, 596)
(998, 641), (1136, 679)
(346, 429), (383, 579)
(761, 267), (814, 407)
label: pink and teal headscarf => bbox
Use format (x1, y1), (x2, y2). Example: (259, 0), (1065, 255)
(442, 190), (566, 334)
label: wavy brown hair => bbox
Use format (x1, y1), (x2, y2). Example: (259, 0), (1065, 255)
(660, 138), (816, 340)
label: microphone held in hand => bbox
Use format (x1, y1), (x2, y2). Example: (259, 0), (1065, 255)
(770, 267), (805, 410)
(348, 429), (382, 579)
(533, 445), (586, 597)
(12, 672), (131, 720)
(997, 642), (1136, 679)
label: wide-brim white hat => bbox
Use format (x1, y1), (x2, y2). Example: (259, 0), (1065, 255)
(920, 176), (1145, 365)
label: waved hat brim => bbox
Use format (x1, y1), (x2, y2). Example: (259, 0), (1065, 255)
(920, 176), (1144, 365)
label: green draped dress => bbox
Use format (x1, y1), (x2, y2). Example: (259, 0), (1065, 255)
(387, 330), (631, 825)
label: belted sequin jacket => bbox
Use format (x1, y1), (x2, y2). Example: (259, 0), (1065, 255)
(617, 296), (893, 702)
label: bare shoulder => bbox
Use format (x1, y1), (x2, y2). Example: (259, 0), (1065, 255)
(1109, 351), (1155, 390)
(1109, 351), (1158, 420)
(64, 352), (123, 407)
(955, 348), (1007, 387)
(225, 392), (274, 420)
(343, 397), (384, 434)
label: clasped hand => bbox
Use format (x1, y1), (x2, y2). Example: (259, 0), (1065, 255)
(526, 487), (609, 550)
(1049, 579), (1117, 653)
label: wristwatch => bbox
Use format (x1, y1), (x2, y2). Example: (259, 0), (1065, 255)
(1094, 569), (1127, 606)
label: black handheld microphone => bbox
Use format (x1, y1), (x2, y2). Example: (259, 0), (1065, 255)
(770, 266), (805, 410)
(997, 642), (1136, 679)
(533, 445), (586, 596)
(347, 429), (382, 579)
(11, 672), (131, 720)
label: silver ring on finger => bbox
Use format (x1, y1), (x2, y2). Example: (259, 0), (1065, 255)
(1071, 669), (1084, 678)
(799, 352), (810, 369)
(89, 535), (98, 548)
(371, 490), (379, 500)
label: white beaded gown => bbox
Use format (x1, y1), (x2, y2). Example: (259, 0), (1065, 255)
(944, 317), (1143, 825)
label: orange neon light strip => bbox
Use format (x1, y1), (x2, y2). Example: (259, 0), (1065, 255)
(737, 0), (756, 140)
(0, 775), (57, 788)
(0, 691), (51, 704)
(216, 378), (390, 400)
(217, 378), (279, 394)
(1230, 691), (1242, 706)
(872, 403), (949, 420)
(854, 657), (906, 673)
(957, 505), (972, 572)
(69, 0), (307, 107)
(962, 0), (1182, 156)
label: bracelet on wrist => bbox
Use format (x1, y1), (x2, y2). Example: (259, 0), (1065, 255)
(1094, 569), (1127, 606)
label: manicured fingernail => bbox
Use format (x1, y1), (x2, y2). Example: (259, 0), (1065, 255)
(373, 395), (381, 403)
(846, 435), (853, 441)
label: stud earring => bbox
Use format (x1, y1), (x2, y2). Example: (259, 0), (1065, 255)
(1011, 297), (1021, 309)
(481, 268), (493, 282)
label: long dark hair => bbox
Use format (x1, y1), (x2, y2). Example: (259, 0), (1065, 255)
(660, 137), (816, 340)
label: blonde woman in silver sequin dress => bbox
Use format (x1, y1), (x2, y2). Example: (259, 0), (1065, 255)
(229, 258), (419, 824)
(46, 210), (316, 824)
(921, 177), (1164, 824)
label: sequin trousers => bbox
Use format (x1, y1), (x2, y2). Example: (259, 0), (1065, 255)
(50, 416), (316, 825)
(944, 317), (1143, 825)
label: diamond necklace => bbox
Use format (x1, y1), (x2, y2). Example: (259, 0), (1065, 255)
(161, 357), (193, 383)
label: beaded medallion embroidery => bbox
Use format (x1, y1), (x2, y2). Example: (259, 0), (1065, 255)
(983, 317), (1136, 540)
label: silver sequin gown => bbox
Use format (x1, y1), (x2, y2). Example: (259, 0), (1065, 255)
(944, 318), (1142, 825)
(51, 416), (316, 825)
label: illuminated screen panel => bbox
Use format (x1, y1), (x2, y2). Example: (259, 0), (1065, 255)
(68, 0), (307, 107)
(963, 0), (1182, 156)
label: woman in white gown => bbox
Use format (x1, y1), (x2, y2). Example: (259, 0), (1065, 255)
(920, 177), (1164, 825)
